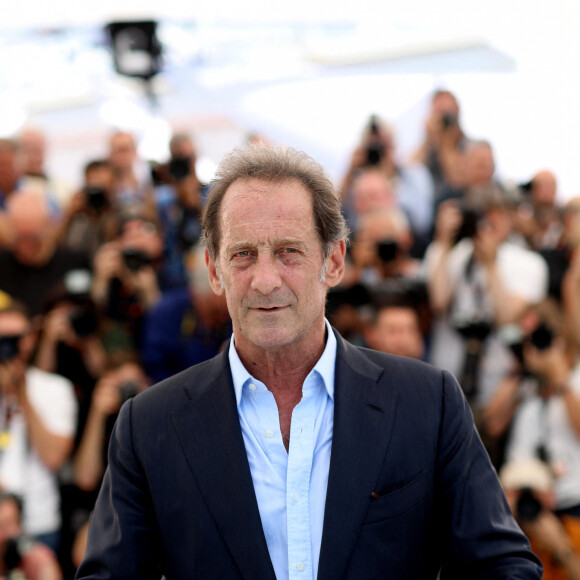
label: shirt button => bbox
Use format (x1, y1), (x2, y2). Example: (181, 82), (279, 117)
(292, 492), (300, 502)
(296, 562), (305, 572)
(248, 383), (256, 391)
(265, 429), (274, 438)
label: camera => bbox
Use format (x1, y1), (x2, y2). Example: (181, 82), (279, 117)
(376, 239), (398, 264)
(0, 335), (21, 362)
(2, 535), (36, 572)
(365, 114), (385, 166)
(84, 186), (108, 211)
(69, 306), (98, 338)
(441, 113), (458, 129)
(168, 156), (191, 181)
(118, 380), (140, 404)
(528, 322), (553, 351)
(454, 207), (482, 244)
(515, 488), (543, 521)
(122, 248), (152, 272)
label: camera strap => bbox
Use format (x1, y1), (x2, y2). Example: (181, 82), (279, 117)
(535, 397), (551, 465)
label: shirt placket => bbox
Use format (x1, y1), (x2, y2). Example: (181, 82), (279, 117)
(287, 382), (316, 580)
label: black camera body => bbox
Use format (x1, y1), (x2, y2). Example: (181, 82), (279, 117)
(529, 323), (553, 351)
(69, 307), (98, 338)
(168, 156), (191, 181)
(376, 239), (398, 264)
(122, 248), (152, 272)
(441, 113), (458, 129)
(84, 186), (108, 211)
(515, 487), (543, 521)
(0, 335), (20, 362)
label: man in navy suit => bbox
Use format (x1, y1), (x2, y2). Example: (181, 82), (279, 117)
(76, 145), (542, 579)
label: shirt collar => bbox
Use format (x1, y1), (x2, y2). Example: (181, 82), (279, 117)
(229, 318), (337, 407)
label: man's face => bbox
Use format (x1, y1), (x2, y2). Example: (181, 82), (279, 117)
(85, 166), (115, 195)
(370, 307), (424, 359)
(206, 178), (344, 355)
(109, 134), (136, 172)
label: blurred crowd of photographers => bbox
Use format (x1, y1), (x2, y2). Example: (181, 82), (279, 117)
(0, 88), (579, 578)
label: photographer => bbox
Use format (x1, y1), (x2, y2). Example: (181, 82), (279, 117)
(500, 306), (580, 579)
(0, 294), (77, 554)
(0, 492), (62, 580)
(340, 116), (434, 256)
(411, 89), (468, 200)
(424, 197), (548, 427)
(58, 160), (120, 260)
(73, 360), (149, 493)
(90, 216), (163, 355)
(151, 132), (205, 291)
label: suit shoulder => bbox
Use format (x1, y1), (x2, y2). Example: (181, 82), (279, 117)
(133, 350), (230, 413)
(344, 340), (444, 382)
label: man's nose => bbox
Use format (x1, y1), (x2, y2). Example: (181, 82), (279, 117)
(250, 253), (283, 295)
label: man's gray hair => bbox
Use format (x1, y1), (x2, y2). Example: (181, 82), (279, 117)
(202, 144), (348, 261)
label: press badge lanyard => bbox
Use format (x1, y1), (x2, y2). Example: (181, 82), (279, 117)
(0, 396), (16, 454)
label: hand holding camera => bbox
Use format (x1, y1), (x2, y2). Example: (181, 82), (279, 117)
(433, 201), (463, 247)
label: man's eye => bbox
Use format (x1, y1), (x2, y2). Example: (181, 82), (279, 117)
(234, 251), (251, 258)
(282, 248), (299, 254)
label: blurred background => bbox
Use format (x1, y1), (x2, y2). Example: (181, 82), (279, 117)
(0, 0), (579, 198)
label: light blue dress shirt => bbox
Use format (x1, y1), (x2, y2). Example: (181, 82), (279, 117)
(229, 320), (336, 580)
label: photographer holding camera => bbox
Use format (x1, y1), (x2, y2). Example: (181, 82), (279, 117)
(0, 492), (62, 580)
(73, 360), (149, 494)
(424, 197), (548, 460)
(151, 132), (206, 291)
(90, 216), (163, 355)
(412, 89), (469, 201)
(58, 160), (120, 261)
(340, 116), (434, 256)
(499, 303), (580, 579)
(0, 293), (77, 555)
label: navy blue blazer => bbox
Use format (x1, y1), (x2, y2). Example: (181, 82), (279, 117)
(76, 331), (542, 579)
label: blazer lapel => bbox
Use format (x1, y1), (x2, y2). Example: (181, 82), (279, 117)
(318, 334), (400, 580)
(171, 352), (277, 580)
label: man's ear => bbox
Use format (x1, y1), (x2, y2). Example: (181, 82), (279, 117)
(324, 239), (346, 289)
(205, 248), (225, 296)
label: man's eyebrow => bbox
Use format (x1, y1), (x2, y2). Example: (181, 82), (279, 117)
(275, 238), (307, 249)
(225, 239), (307, 253)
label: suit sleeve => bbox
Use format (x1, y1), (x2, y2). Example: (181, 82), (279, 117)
(75, 400), (164, 579)
(436, 370), (542, 580)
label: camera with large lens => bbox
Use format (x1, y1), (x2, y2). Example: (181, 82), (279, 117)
(515, 488), (543, 521)
(528, 322), (553, 351)
(0, 335), (20, 362)
(376, 239), (398, 264)
(365, 115), (385, 166)
(122, 248), (152, 272)
(69, 306), (98, 338)
(168, 156), (191, 181)
(84, 186), (108, 211)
